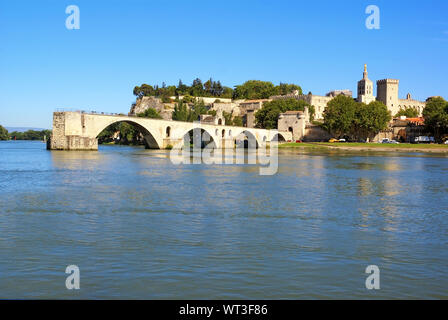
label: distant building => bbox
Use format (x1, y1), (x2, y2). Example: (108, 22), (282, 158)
(238, 99), (270, 128)
(327, 89), (353, 98)
(198, 114), (225, 126)
(271, 92), (331, 120)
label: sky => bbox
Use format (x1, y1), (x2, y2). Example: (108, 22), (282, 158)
(0, 0), (447, 128)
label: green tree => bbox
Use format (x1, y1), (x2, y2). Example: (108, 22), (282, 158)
(222, 111), (233, 125)
(176, 80), (188, 96)
(190, 78), (204, 96)
(233, 80), (277, 100)
(137, 107), (162, 119)
(133, 84), (155, 98)
(119, 123), (141, 145)
(423, 97), (448, 140)
(232, 116), (243, 127)
(0, 125), (9, 140)
(322, 95), (358, 138)
(308, 105), (316, 122)
(255, 98), (310, 129)
(7, 129), (51, 140)
(188, 100), (208, 122)
(277, 83), (303, 96)
(97, 123), (119, 144)
(221, 87), (234, 99)
(9, 131), (23, 140)
(395, 107), (419, 118)
(354, 101), (391, 141)
(172, 100), (189, 121)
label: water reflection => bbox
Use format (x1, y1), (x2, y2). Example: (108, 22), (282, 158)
(0, 142), (447, 299)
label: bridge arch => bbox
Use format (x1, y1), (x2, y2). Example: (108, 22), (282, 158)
(234, 130), (261, 149)
(95, 119), (162, 149)
(271, 132), (287, 142)
(180, 127), (218, 149)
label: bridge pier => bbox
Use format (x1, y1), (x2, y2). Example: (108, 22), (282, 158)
(48, 112), (99, 150)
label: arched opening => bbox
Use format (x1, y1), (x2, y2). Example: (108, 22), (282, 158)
(182, 128), (217, 149)
(288, 127), (293, 133)
(222, 129), (225, 138)
(166, 126), (171, 138)
(96, 120), (161, 149)
(235, 131), (259, 149)
(218, 119), (222, 125)
(271, 133), (286, 143)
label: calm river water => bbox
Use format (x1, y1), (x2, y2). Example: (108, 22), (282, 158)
(0, 141), (447, 299)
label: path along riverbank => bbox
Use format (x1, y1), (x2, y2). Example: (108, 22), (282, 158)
(278, 142), (448, 153)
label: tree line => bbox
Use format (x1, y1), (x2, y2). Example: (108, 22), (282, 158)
(133, 79), (302, 102)
(0, 126), (52, 141)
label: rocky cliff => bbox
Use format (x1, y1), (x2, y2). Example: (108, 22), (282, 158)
(129, 96), (174, 120)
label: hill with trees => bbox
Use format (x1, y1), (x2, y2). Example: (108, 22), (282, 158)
(133, 78), (302, 101)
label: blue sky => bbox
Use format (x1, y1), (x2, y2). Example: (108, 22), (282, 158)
(1, 0), (447, 128)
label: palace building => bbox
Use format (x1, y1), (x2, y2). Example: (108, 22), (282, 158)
(376, 79), (426, 117)
(357, 64), (426, 116)
(271, 64), (427, 121)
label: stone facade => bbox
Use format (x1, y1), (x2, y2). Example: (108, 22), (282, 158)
(303, 124), (332, 142)
(278, 111), (307, 141)
(294, 93), (332, 120)
(376, 79), (426, 116)
(243, 110), (256, 128)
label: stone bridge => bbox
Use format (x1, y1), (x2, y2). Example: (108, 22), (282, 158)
(48, 111), (292, 150)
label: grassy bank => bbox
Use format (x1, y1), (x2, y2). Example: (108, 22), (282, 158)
(278, 142), (448, 153)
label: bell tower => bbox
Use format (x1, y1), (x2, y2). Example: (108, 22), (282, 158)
(357, 64), (375, 104)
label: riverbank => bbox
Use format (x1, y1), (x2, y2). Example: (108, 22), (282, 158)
(279, 142), (448, 153)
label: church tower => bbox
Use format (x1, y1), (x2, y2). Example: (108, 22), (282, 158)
(357, 64), (375, 104)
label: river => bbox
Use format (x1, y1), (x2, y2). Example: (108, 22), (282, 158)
(0, 141), (447, 299)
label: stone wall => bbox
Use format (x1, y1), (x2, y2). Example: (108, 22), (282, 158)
(303, 124), (332, 142)
(278, 111), (306, 141)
